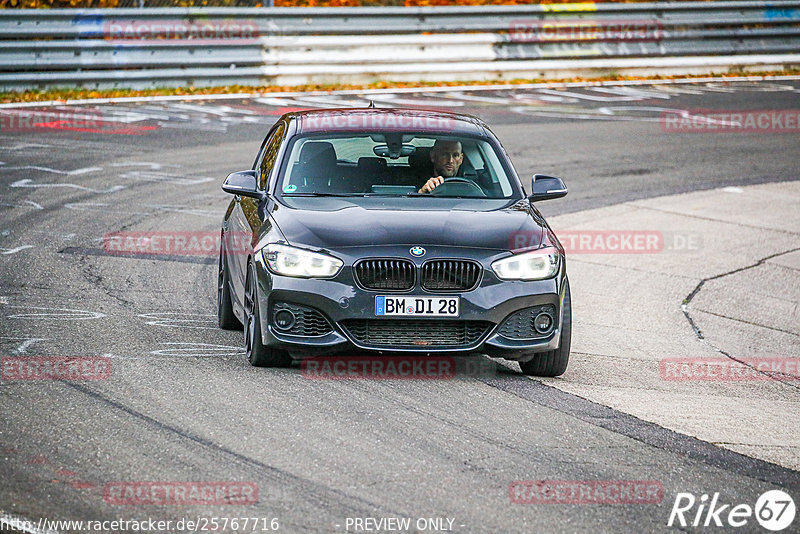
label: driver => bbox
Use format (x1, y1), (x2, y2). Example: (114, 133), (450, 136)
(418, 139), (464, 193)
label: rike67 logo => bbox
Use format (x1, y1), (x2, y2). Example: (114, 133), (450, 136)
(668, 490), (795, 531)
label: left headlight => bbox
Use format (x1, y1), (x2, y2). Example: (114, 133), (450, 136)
(491, 247), (560, 281)
(257, 243), (343, 278)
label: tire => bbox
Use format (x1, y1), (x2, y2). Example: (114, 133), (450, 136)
(519, 279), (572, 377)
(217, 248), (243, 330)
(244, 261), (292, 368)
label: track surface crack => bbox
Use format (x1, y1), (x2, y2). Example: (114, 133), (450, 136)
(681, 246), (800, 391)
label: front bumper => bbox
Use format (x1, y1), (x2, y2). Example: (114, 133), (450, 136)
(254, 245), (567, 361)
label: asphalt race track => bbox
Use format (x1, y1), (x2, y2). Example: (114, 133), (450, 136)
(1, 80), (799, 533)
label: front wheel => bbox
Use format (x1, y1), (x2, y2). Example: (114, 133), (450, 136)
(519, 279), (571, 377)
(244, 262), (292, 368)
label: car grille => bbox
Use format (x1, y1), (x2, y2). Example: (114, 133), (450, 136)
(354, 258), (482, 291)
(272, 302), (333, 337)
(354, 259), (415, 290)
(498, 304), (557, 339)
(340, 319), (492, 348)
(421, 260), (482, 291)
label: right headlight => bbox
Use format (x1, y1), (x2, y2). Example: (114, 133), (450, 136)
(491, 247), (560, 281)
(257, 243), (343, 278)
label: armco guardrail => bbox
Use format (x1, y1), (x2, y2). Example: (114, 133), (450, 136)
(1, 1), (799, 90)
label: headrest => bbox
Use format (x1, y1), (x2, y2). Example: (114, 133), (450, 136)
(299, 141), (336, 165)
(408, 146), (432, 170)
(357, 157), (388, 172)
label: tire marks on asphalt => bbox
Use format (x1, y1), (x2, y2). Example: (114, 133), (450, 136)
(477, 374), (800, 490)
(62, 381), (413, 519)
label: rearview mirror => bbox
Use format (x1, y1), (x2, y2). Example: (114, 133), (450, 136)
(529, 174), (568, 202)
(222, 170), (263, 200)
(373, 144), (416, 159)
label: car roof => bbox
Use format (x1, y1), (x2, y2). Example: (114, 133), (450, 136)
(287, 107), (487, 136)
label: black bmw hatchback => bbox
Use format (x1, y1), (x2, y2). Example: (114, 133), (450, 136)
(218, 108), (571, 376)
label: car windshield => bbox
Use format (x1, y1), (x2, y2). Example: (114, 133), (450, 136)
(277, 133), (517, 199)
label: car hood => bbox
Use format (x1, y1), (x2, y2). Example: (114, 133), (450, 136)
(270, 198), (544, 251)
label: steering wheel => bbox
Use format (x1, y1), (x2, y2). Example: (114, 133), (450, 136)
(430, 177), (486, 197)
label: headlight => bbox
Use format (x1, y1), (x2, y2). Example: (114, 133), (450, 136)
(257, 243), (343, 278)
(491, 247), (559, 281)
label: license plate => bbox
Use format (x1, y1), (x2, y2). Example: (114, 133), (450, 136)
(376, 296), (459, 317)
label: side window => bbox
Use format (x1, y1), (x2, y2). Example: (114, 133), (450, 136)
(258, 122), (286, 190)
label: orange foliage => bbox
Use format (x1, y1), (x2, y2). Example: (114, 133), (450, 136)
(274, 0), (689, 5)
(403, 0), (589, 5)
(273, 0), (394, 5)
(1, 0), (119, 6)
(1, 0), (713, 8)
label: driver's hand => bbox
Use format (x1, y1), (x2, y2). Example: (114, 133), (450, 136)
(419, 176), (445, 194)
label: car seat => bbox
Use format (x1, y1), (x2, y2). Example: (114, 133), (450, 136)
(357, 157), (390, 189)
(290, 141), (337, 191)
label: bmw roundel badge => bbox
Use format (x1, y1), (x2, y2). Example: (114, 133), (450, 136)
(410, 246), (426, 257)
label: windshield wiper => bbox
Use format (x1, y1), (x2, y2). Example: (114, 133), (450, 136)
(406, 193), (476, 198)
(283, 192), (367, 197)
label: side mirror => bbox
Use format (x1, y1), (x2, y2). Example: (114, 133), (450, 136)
(529, 174), (568, 202)
(222, 170), (263, 200)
